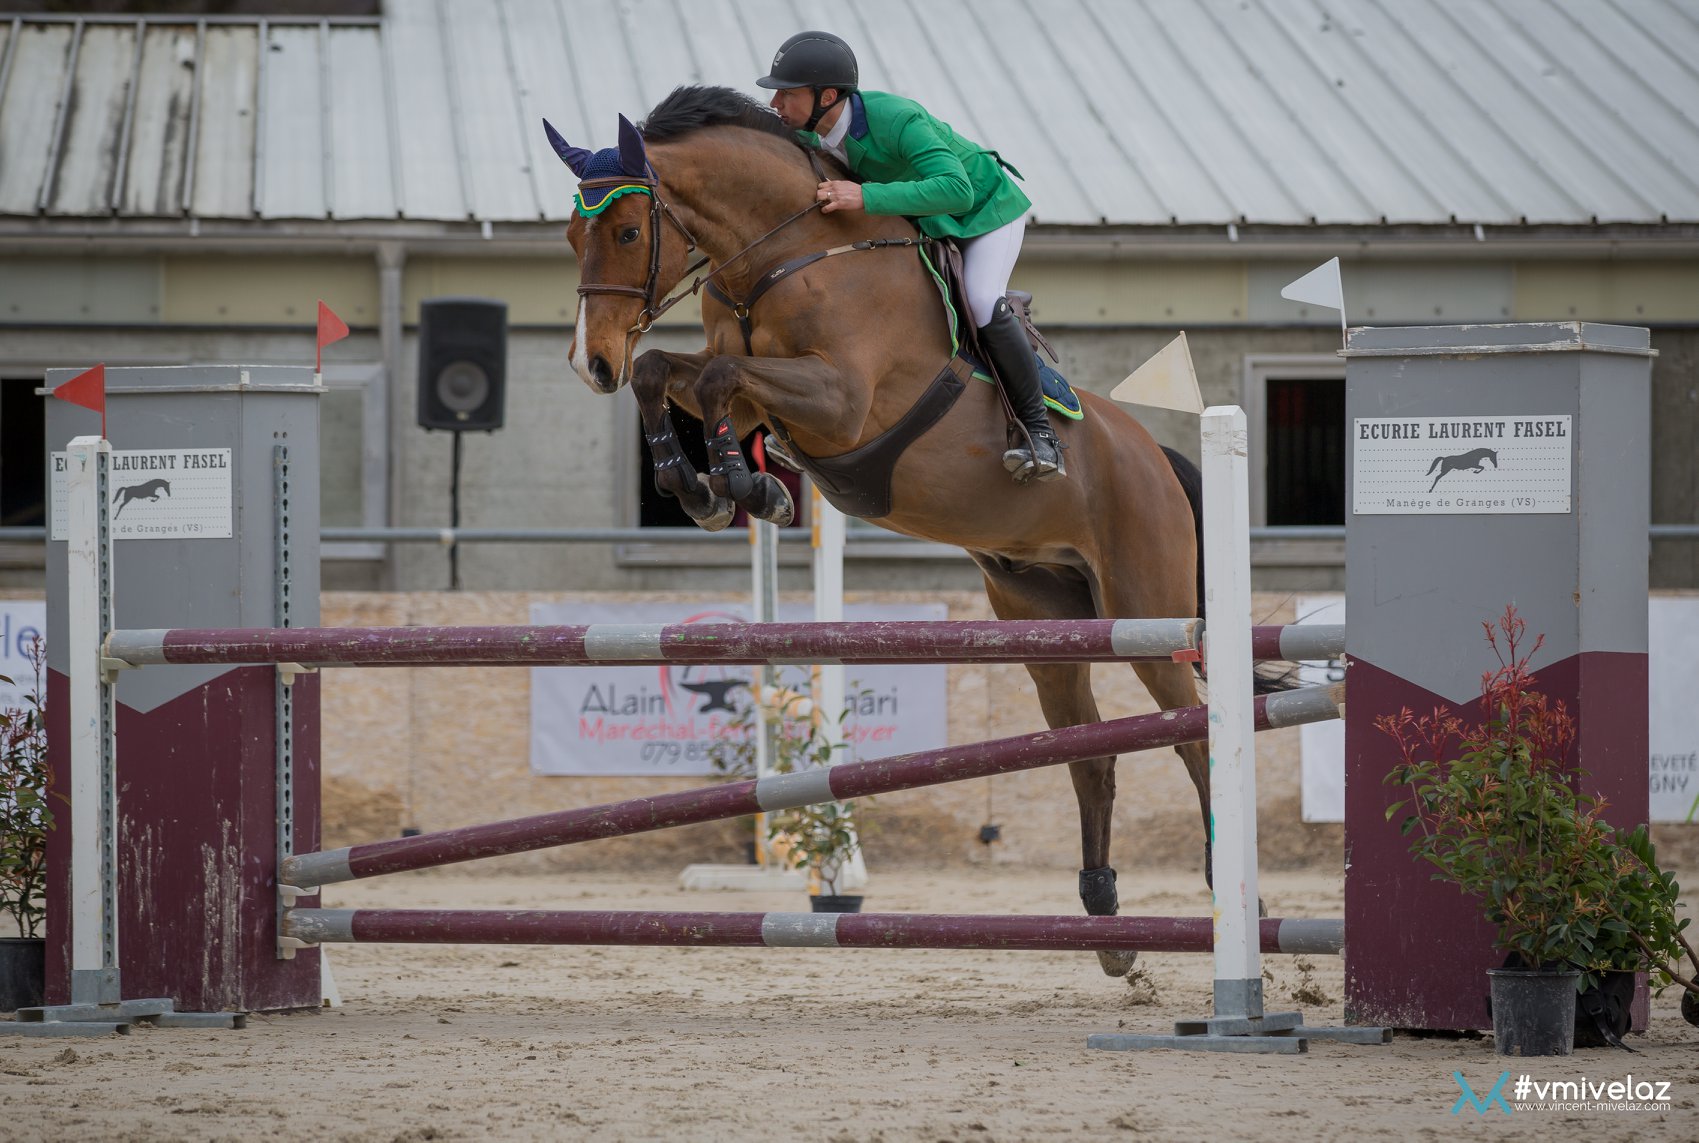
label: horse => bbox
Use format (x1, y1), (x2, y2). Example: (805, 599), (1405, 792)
(550, 86), (1211, 976)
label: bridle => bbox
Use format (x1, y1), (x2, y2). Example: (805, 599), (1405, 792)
(573, 150), (912, 369)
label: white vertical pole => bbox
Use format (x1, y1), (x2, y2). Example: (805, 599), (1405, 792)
(809, 486), (864, 889)
(66, 435), (115, 1003)
(1201, 406), (1261, 1020)
(749, 518), (779, 865)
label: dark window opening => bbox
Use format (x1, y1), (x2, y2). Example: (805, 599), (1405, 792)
(636, 408), (804, 529)
(1, 378), (47, 528)
(1265, 377), (1344, 527)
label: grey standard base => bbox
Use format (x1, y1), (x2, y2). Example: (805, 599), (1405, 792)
(1, 998), (246, 1037)
(1089, 1010), (1391, 1055)
(1090, 980), (1391, 1055)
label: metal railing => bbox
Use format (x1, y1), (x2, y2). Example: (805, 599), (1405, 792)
(3, 524), (1698, 545)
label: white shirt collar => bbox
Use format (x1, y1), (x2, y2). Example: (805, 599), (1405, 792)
(820, 100), (851, 159)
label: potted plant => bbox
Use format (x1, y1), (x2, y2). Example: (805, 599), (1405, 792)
(708, 683), (868, 911)
(1382, 607), (1696, 1055)
(0, 637), (53, 1011)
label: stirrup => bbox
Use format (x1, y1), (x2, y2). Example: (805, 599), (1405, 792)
(1002, 429), (1066, 484)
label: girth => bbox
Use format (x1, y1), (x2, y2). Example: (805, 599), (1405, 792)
(769, 355), (974, 520)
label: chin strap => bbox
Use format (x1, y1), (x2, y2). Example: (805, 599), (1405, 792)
(803, 87), (833, 133)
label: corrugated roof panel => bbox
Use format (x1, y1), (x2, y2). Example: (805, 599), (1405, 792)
(45, 24), (134, 215)
(1169, 1), (1375, 225)
(905, 0), (1104, 224)
(188, 25), (258, 219)
(1254, 1), (1482, 224)
(387, 5), (469, 220)
(326, 27), (397, 219)
(3, 2), (1699, 230)
(1342, 0), (1583, 224)
(1419, 0), (1657, 222)
(678, 0), (767, 91)
(444, 0), (538, 221)
(0, 23), (72, 216)
(258, 25), (328, 219)
(622, 0), (702, 114)
(557, 0), (650, 150)
(503, 0), (578, 220)
(1092, 0), (1309, 224)
(121, 25), (197, 216)
(842, 1), (988, 146)
(1485, 0), (1699, 215)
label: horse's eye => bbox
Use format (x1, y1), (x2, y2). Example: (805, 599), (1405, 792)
(619, 226), (641, 245)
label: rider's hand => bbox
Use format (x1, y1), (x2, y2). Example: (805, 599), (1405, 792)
(817, 181), (863, 214)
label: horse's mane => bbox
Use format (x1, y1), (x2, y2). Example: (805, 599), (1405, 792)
(640, 85), (803, 149)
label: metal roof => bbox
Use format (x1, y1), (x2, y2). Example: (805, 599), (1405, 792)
(1, 0), (1696, 230)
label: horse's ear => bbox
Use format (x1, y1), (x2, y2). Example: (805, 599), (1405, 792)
(617, 114), (648, 178)
(542, 118), (593, 177)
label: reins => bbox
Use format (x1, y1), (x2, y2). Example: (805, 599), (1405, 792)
(575, 147), (918, 364)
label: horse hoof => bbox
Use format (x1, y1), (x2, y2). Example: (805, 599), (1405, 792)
(747, 474), (794, 527)
(687, 477), (736, 532)
(1097, 949), (1139, 977)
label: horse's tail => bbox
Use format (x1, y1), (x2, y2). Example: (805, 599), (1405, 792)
(1425, 456), (1443, 475)
(1164, 445), (1302, 695)
(1161, 446), (1205, 621)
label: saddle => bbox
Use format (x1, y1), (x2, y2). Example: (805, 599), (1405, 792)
(923, 237), (1082, 420)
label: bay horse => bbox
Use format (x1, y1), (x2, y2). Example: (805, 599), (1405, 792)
(551, 87), (1210, 975)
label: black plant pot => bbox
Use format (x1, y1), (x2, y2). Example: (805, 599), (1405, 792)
(809, 895), (864, 914)
(1575, 971), (1637, 1049)
(0, 937), (46, 1012)
(1489, 967), (1579, 1057)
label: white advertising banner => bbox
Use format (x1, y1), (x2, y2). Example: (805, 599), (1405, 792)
(1296, 595), (1699, 823)
(528, 600), (949, 776)
(50, 448), (233, 540)
(0, 601), (47, 711)
(1295, 595), (1347, 823)
(1352, 415), (1571, 515)
(1650, 597), (1699, 823)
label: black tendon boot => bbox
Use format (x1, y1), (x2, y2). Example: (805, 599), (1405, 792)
(978, 297), (1064, 483)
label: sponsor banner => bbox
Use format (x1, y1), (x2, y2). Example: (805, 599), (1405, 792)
(528, 600), (948, 776)
(1295, 595), (1346, 824)
(50, 448), (233, 540)
(1297, 595), (1699, 822)
(1353, 415), (1571, 515)
(0, 601), (46, 711)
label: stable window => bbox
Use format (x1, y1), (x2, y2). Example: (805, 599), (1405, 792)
(1, 376), (46, 529)
(1243, 355), (1346, 528)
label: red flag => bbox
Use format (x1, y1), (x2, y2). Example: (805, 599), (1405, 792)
(316, 301), (350, 372)
(53, 364), (106, 439)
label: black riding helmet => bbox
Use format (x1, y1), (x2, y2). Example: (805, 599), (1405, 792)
(756, 31), (858, 132)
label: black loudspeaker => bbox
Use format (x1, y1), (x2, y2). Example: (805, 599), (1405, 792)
(417, 297), (508, 431)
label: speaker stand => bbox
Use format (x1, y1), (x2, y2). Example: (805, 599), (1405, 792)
(449, 429), (463, 591)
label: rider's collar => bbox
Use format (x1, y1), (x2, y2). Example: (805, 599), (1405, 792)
(847, 92), (868, 141)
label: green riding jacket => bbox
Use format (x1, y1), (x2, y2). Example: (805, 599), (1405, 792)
(798, 90), (1031, 240)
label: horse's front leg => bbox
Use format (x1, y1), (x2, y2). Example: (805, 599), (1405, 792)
(694, 355), (869, 528)
(632, 348), (735, 531)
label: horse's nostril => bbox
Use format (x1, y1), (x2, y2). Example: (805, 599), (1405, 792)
(590, 355), (616, 389)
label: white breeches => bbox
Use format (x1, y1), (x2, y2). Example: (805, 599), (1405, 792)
(959, 213), (1027, 329)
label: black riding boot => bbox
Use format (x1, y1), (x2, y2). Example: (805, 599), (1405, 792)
(978, 297), (1064, 483)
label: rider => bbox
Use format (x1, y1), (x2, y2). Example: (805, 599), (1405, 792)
(757, 30), (1063, 483)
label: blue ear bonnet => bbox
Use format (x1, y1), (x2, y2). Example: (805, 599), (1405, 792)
(543, 116), (653, 216)
(573, 148), (652, 215)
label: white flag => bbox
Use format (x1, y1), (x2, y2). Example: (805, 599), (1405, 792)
(1281, 257), (1346, 338)
(1110, 332), (1203, 415)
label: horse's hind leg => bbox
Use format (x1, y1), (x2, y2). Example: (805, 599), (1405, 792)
(1130, 660), (1213, 882)
(976, 561), (1138, 977)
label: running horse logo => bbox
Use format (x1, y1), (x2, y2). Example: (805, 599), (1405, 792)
(1426, 447), (1498, 493)
(113, 477), (171, 517)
